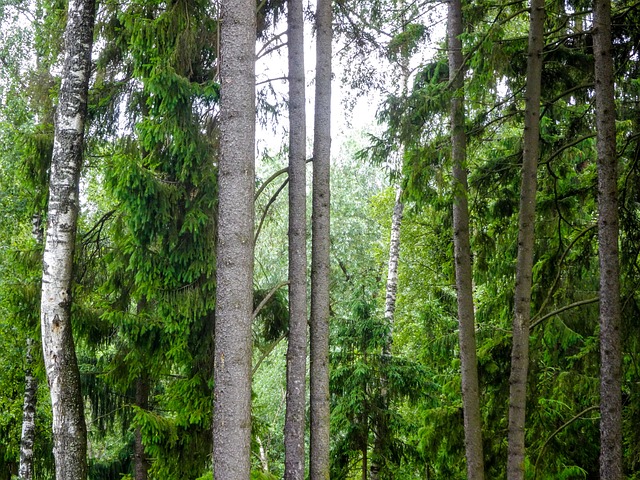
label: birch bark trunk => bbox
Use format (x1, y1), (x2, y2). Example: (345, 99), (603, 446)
(284, 0), (308, 477)
(448, 0), (485, 477)
(212, 0), (256, 478)
(370, 186), (403, 480)
(39, 0), (96, 477)
(593, 0), (622, 476)
(507, 0), (545, 477)
(18, 338), (37, 480)
(309, 0), (332, 478)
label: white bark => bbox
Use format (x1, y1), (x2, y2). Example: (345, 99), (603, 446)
(39, 0), (95, 478)
(18, 338), (37, 480)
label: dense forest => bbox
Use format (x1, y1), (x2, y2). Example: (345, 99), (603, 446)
(0, 0), (639, 478)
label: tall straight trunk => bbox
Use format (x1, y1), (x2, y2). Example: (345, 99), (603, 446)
(284, 0), (308, 478)
(448, 1), (485, 478)
(39, 0), (96, 477)
(309, 0), (332, 478)
(134, 373), (150, 480)
(18, 338), (37, 480)
(383, 188), (404, 355)
(212, 0), (256, 478)
(19, 216), (43, 480)
(370, 186), (403, 480)
(507, 0), (545, 477)
(593, 0), (622, 477)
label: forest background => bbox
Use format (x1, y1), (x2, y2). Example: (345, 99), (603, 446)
(0, 0), (639, 478)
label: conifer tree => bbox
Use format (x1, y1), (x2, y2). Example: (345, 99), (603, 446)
(310, 0), (332, 477)
(507, 0), (545, 476)
(213, 0), (256, 477)
(448, 0), (485, 476)
(284, 0), (308, 477)
(593, 0), (622, 476)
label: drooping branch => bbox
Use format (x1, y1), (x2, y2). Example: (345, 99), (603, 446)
(530, 297), (599, 330)
(533, 405), (600, 479)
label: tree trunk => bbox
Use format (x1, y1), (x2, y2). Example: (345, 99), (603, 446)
(134, 373), (150, 480)
(448, 0), (485, 478)
(507, 0), (545, 477)
(593, 0), (622, 477)
(18, 338), (37, 480)
(212, 0), (256, 478)
(39, 0), (96, 477)
(309, 0), (332, 478)
(370, 187), (403, 480)
(284, 0), (308, 477)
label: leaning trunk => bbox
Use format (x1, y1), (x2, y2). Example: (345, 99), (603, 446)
(39, 0), (96, 478)
(593, 0), (622, 477)
(212, 0), (256, 478)
(506, 0), (545, 477)
(448, 0), (485, 477)
(283, 0), (308, 477)
(309, 0), (332, 478)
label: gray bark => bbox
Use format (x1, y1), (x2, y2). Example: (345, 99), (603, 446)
(593, 0), (622, 477)
(212, 0), (256, 478)
(507, 0), (545, 477)
(309, 0), (332, 478)
(284, 0), (308, 478)
(448, 0), (485, 478)
(18, 338), (38, 480)
(134, 374), (150, 480)
(39, 0), (96, 477)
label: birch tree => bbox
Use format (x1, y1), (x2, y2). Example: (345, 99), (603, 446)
(310, 0), (332, 477)
(39, 0), (96, 477)
(507, 0), (545, 477)
(213, 0), (256, 477)
(284, 0), (308, 477)
(593, 0), (622, 476)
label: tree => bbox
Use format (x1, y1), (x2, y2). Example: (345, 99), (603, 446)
(593, 0), (622, 476)
(284, 0), (308, 477)
(310, 0), (332, 477)
(213, 0), (256, 478)
(507, 0), (545, 476)
(39, 0), (96, 477)
(448, 0), (485, 476)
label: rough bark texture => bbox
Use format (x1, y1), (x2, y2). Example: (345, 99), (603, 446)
(134, 374), (150, 480)
(284, 0), (308, 478)
(309, 0), (332, 478)
(39, 0), (95, 478)
(593, 0), (622, 477)
(507, 0), (544, 477)
(212, 0), (256, 478)
(448, 0), (485, 477)
(18, 338), (37, 480)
